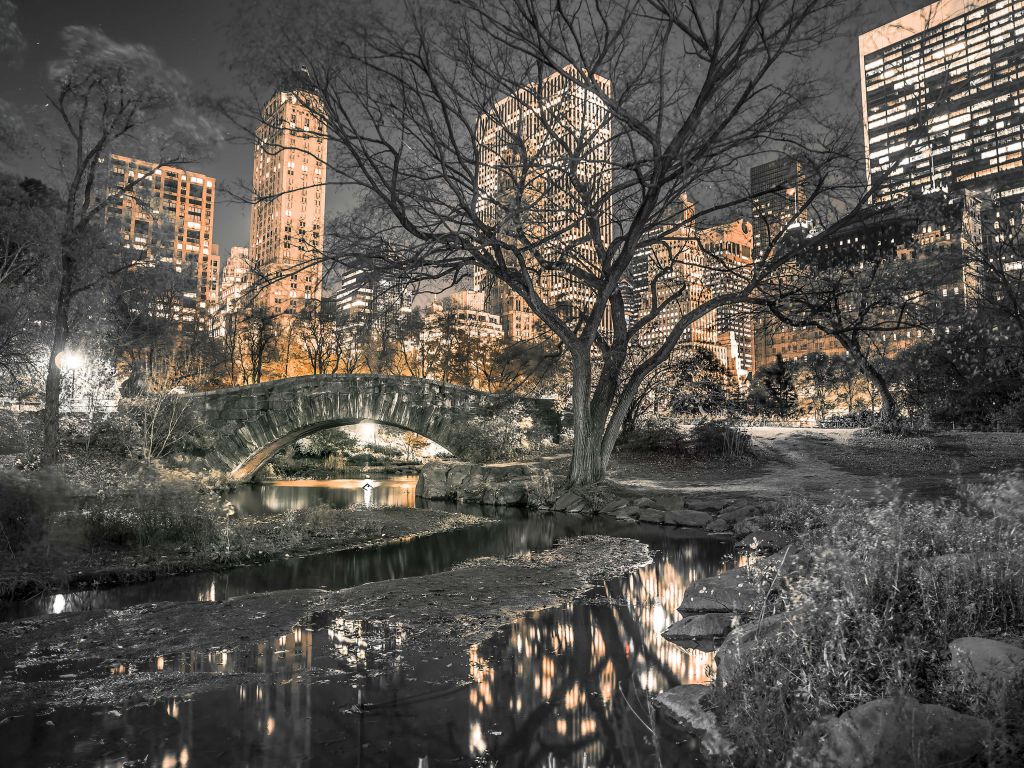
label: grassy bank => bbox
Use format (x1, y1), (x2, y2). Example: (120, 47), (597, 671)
(709, 471), (1024, 767)
(0, 462), (491, 602)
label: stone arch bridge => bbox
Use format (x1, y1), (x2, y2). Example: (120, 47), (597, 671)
(187, 375), (561, 480)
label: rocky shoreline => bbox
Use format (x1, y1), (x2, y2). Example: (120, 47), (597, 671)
(653, 544), (1024, 765)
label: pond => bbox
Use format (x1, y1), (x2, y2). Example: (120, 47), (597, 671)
(0, 477), (736, 767)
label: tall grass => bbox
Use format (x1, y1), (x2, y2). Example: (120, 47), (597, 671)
(712, 473), (1024, 767)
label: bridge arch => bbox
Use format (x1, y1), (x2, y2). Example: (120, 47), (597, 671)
(189, 375), (560, 481)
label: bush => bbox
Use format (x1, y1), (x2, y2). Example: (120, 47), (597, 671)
(0, 410), (37, 455)
(713, 472), (1024, 767)
(688, 420), (753, 459)
(615, 418), (689, 454)
(81, 478), (222, 551)
(443, 403), (541, 463)
(0, 470), (67, 552)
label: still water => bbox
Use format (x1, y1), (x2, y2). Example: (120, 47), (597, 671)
(0, 477), (735, 767)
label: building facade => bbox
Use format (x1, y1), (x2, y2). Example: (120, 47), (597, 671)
(107, 154), (220, 327)
(750, 156), (807, 261)
(474, 67), (613, 341)
(424, 290), (504, 342)
(699, 219), (755, 376)
(860, 0), (1024, 203)
(249, 90), (328, 314)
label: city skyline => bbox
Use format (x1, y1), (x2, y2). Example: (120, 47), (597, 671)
(0, 0), (931, 255)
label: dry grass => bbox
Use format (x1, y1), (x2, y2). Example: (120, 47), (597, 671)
(712, 472), (1024, 767)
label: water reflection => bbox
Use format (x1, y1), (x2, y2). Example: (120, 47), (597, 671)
(231, 475), (421, 514)
(0, 534), (731, 767)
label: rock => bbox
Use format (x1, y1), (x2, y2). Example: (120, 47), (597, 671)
(416, 462), (454, 499)
(715, 610), (805, 686)
(637, 508), (666, 525)
(949, 636), (1024, 688)
(654, 685), (734, 759)
(416, 460), (554, 507)
(705, 518), (731, 533)
(617, 505), (644, 520)
(790, 697), (990, 768)
(551, 491), (585, 512)
(686, 499), (728, 513)
(719, 505), (756, 523)
(664, 613), (739, 642)
(663, 509), (713, 528)
(647, 493), (685, 511)
(739, 531), (789, 553)
(733, 516), (766, 535)
(595, 497), (628, 517)
(679, 568), (765, 614)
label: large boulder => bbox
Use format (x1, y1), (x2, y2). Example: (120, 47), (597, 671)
(551, 491), (590, 513)
(415, 460), (553, 507)
(715, 610), (805, 686)
(664, 613), (739, 643)
(654, 685), (734, 759)
(789, 697), (990, 768)
(416, 462), (455, 499)
(949, 636), (1024, 689)
(679, 568), (766, 614)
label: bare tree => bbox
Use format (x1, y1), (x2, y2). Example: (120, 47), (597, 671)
(232, 0), (897, 485)
(35, 27), (218, 463)
(759, 195), (971, 422)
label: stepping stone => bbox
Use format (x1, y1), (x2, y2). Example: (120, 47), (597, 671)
(664, 613), (739, 642)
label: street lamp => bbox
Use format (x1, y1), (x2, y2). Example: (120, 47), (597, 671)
(55, 350), (86, 403)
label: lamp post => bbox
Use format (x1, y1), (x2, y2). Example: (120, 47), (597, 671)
(55, 350), (85, 406)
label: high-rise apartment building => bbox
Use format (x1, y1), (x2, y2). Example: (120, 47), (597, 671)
(249, 90), (328, 314)
(107, 155), (220, 326)
(212, 245), (251, 339)
(474, 67), (613, 341)
(699, 219), (755, 376)
(860, 0), (1024, 202)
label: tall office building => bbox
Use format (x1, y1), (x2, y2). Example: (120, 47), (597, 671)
(474, 67), (613, 341)
(750, 156), (808, 260)
(249, 90), (328, 314)
(106, 155), (220, 327)
(860, 0), (1024, 202)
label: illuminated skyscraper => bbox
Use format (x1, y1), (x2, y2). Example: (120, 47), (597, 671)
(860, 0), (1024, 202)
(474, 67), (613, 340)
(750, 156), (807, 261)
(107, 154), (219, 327)
(699, 219), (755, 376)
(249, 90), (327, 314)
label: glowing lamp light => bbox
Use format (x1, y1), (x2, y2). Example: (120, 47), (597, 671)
(55, 350), (85, 370)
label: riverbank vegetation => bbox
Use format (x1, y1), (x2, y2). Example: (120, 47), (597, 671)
(0, 459), (491, 601)
(710, 471), (1024, 767)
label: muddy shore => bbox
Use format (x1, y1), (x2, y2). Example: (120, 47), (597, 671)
(0, 535), (650, 715)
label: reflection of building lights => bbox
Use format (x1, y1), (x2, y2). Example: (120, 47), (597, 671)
(51, 593), (66, 614)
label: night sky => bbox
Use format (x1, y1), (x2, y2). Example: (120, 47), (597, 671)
(1, 0), (924, 255)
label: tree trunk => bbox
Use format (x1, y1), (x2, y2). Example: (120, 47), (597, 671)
(41, 249), (75, 464)
(857, 358), (897, 423)
(566, 356), (606, 487)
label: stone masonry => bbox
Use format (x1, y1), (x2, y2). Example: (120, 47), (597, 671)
(188, 374), (561, 480)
